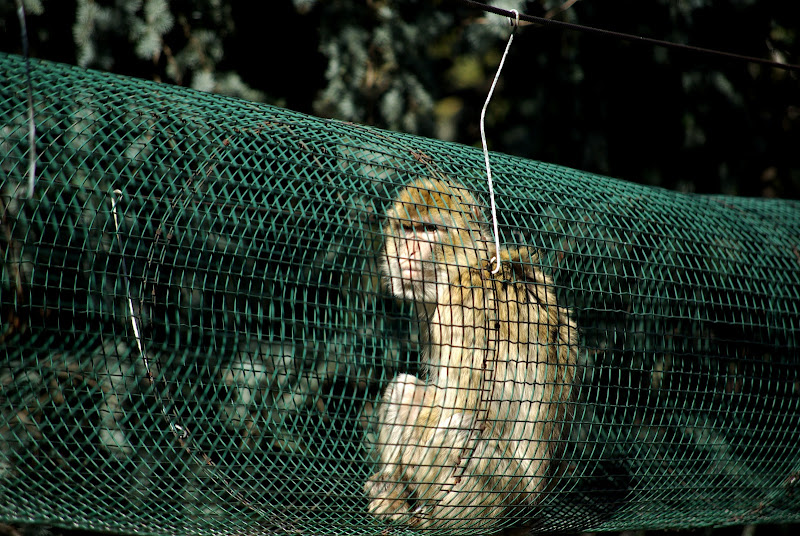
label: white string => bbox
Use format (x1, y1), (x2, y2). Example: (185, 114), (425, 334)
(107, 191), (280, 518)
(110, 190), (181, 438)
(480, 9), (518, 274)
(110, 190), (148, 370)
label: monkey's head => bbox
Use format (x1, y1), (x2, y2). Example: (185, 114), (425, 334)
(382, 178), (490, 302)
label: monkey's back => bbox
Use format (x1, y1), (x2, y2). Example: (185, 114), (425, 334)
(428, 247), (579, 498)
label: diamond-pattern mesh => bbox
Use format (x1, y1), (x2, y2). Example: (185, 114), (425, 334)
(1, 53), (799, 535)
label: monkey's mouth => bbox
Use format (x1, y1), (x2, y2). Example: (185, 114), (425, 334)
(396, 261), (427, 282)
(400, 270), (428, 286)
(401, 267), (420, 278)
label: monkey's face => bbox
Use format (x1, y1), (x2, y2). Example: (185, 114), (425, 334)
(382, 215), (449, 302)
(381, 179), (489, 302)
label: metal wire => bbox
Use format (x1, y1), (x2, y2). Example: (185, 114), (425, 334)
(456, 0), (800, 73)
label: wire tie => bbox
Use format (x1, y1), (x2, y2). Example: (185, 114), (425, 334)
(172, 423), (189, 439)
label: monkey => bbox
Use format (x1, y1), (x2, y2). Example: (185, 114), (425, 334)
(364, 177), (579, 531)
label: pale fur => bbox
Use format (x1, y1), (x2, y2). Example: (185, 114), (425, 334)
(366, 178), (578, 532)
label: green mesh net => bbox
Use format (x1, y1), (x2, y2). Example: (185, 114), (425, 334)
(1, 52), (800, 535)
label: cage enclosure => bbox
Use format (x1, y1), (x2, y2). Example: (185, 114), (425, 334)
(1, 53), (799, 535)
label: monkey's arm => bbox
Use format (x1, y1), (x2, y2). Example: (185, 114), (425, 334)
(365, 372), (478, 521)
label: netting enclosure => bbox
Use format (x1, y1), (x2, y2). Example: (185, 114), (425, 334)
(1, 52), (800, 535)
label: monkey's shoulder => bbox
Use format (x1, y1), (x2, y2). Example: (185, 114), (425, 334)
(491, 247), (553, 288)
(499, 247), (546, 282)
(449, 247), (556, 302)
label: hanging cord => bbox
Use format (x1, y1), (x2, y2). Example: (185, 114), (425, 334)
(480, 9), (518, 274)
(15, 0), (37, 198)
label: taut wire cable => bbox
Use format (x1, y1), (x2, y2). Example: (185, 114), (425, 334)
(455, 0), (800, 73)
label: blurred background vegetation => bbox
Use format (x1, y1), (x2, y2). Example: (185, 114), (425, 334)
(1, 2), (798, 536)
(1, 0), (798, 199)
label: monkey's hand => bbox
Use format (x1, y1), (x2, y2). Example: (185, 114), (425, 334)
(365, 471), (413, 522)
(365, 412), (478, 527)
(365, 374), (425, 523)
